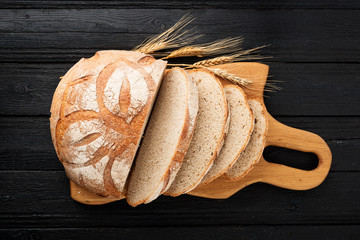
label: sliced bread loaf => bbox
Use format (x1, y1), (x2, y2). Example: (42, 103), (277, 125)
(126, 67), (199, 206)
(199, 84), (254, 186)
(50, 50), (167, 198)
(165, 69), (229, 196)
(224, 98), (268, 181)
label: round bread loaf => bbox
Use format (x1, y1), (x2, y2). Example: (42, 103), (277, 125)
(50, 50), (167, 198)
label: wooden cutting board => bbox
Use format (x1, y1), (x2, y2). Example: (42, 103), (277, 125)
(69, 62), (332, 205)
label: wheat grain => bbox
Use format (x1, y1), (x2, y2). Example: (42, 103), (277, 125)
(168, 64), (253, 87)
(207, 68), (252, 86)
(193, 45), (270, 67)
(163, 46), (205, 59)
(193, 56), (234, 67)
(162, 37), (243, 59)
(135, 42), (168, 55)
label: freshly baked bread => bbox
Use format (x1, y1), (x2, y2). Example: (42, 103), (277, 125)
(165, 69), (230, 196)
(127, 67), (199, 206)
(224, 98), (268, 181)
(199, 84), (254, 186)
(50, 50), (167, 198)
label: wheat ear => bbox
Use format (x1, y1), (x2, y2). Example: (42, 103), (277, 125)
(207, 68), (252, 86)
(162, 37), (243, 59)
(193, 45), (270, 67)
(166, 64), (252, 87)
(133, 14), (201, 54)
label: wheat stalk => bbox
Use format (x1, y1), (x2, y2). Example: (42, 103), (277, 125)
(208, 68), (252, 86)
(167, 64), (251, 86)
(164, 46), (205, 58)
(265, 82), (282, 91)
(166, 45), (270, 87)
(133, 14), (201, 54)
(166, 63), (193, 68)
(193, 45), (269, 67)
(166, 64), (253, 87)
(162, 37), (243, 59)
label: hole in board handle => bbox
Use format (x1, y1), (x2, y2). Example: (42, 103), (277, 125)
(263, 146), (318, 170)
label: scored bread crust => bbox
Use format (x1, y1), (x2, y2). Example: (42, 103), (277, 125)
(164, 69), (230, 197)
(127, 68), (199, 206)
(50, 50), (167, 197)
(198, 84), (254, 186)
(224, 97), (268, 181)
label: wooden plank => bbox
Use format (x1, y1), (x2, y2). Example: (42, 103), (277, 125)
(1, 226), (359, 240)
(265, 63), (360, 116)
(0, 9), (359, 63)
(1, 1), (360, 9)
(1, 63), (359, 116)
(0, 171), (359, 227)
(0, 63), (70, 116)
(0, 116), (358, 171)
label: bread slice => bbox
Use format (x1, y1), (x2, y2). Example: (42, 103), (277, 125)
(199, 84), (254, 186)
(165, 69), (229, 196)
(126, 67), (199, 206)
(224, 98), (268, 181)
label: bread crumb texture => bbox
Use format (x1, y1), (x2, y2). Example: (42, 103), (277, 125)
(225, 98), (268, 181)
(165, 70), (228, 196)
(200, 85), (254, 185)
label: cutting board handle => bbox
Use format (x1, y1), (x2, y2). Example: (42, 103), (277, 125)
(259, 114), (332, 190)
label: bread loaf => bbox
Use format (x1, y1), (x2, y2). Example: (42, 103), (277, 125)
(127, 67), (198, 206)
(225, 98), (268, 181)
(199, 84), (254, 186)
(50, 50), (167, 197)
(165, 69), (230, 196)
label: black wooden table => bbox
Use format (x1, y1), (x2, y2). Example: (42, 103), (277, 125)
(1, 1), (359, 239)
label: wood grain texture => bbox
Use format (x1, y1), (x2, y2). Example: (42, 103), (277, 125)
(1, 226), (359, 240)
(0, 116), (357, 171)
(0, 2), (359, 238)
(1, 63), (359, 116)
(1, 171), (359, 227)
(0, 9), (359, 63)
(1, 0), (360, 9)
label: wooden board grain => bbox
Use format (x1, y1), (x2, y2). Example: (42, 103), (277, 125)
(0, 9), (359, 63)
(2, 63), (360, 116)
(0, 116), (356, 171)
(2, 0), (360, 9)
(1, 225), (359, 240)
(2, 171), (359, 227)
(68, 62), (331, 205)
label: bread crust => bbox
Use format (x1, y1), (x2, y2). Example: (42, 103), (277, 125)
(198, 84), (254, 186)
(164, 69), (229, 197)
(50, 50), (167, 197)
(127, 67), (199, 206)
(159, 68), (199, 193)
(224, 97), (268, 181)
